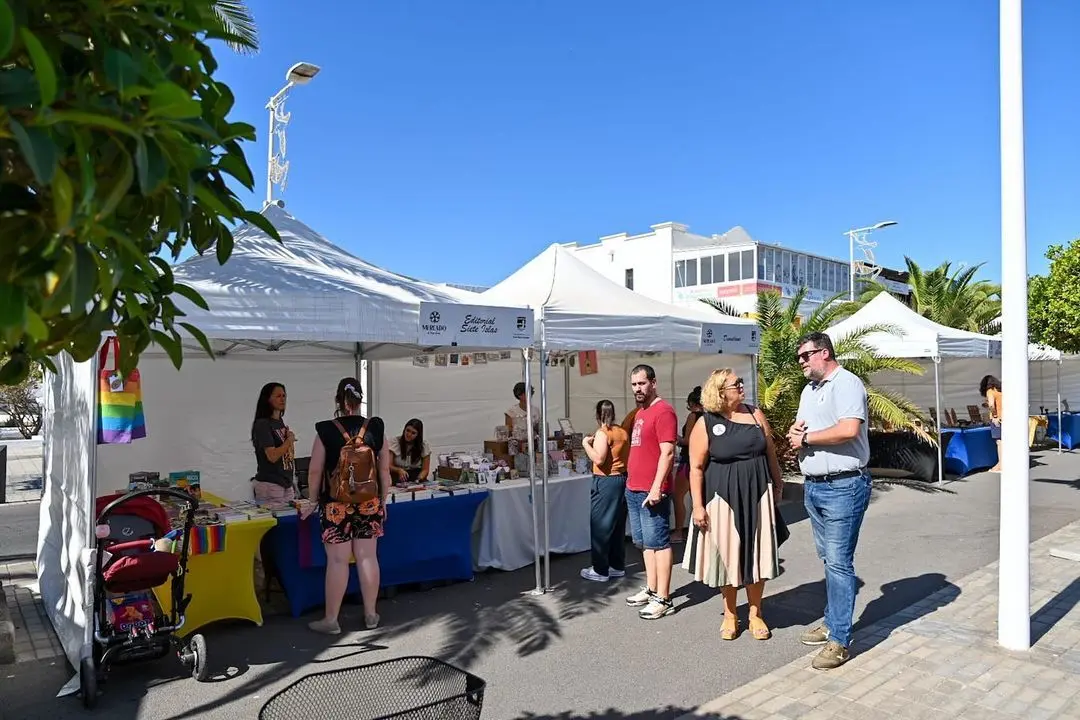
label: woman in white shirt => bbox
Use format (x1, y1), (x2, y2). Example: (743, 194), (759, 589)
(505, 382), (535, 430)
(390, 418), (431, 484)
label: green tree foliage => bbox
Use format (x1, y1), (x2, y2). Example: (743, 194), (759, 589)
(855, 258), (1002, 334)
(0, 0), (278, 385)
(703, 288), (933, 472)
(1028, 240), (1080, 353)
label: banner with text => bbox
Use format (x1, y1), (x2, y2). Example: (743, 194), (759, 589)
(418, 302), (534, 348)
(699, 323), (761, 355)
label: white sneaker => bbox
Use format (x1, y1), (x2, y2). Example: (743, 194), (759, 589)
(609, 568), (626, 578)
(580, 567), (609, 582)
(638, 596), (675, 620)
(626, 586), (654, 607)
(364, 613), (380, 630)
(308, 618), (341, 635)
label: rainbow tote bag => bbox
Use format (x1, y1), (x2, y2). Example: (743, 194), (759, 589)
(97, 337), (147, 444)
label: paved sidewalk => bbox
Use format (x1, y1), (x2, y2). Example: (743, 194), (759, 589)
(681, 518), (1080, 720)
(1, 438), (44, 504)
(0, 560), (65, 664)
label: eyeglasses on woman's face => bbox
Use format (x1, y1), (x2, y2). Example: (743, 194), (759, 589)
(721, 379), (745, 391)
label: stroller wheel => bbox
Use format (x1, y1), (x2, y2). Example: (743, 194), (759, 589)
(187, 633), (210, 681)
(80, 656), (98, 709)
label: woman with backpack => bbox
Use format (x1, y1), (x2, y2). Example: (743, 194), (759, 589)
(303, 377), (392, 634)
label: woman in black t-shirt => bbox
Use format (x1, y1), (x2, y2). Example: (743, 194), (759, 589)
(251, 382), (296, 501)
(302, 377), (391, 634)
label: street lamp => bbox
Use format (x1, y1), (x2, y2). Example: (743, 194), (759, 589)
(265, 62), (321, 206)
(845, 220), (897, 301)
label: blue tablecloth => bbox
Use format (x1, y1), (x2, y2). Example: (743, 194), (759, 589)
(266, 491), (489, 618)
(1046, 412), (1080, 450)
(942, 426), (998, 476)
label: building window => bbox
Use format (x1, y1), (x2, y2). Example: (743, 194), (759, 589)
(728, 253), (742, 282)
(797, 255), (807, 286)
(712, 254), (725, 283)
(757, 249), (766, 281)
(674, 260), (686, 288)
(700, 254), (712, 285)
(742, 249), (755, 281)
(674, 259), (699, 288)
(625, 268), (634, 290)
(811, 258), (821, 290)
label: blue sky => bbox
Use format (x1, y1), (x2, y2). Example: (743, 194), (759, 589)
(212, 1), (1079, 287)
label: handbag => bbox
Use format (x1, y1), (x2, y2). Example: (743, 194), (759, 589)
(96, 337), (147, 445)
(775, 507), (790, 547)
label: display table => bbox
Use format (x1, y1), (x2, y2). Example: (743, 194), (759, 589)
(153, 509), (276, 637)
(267, 490), (489, 618)
(474, 473), (592, 571)
(1047, 412), (1080, 450)
(942, 426), (998, 476)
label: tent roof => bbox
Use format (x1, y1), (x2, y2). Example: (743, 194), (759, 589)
(479, 243), (755, 352)
(825, 292), (1001, 359)
(170, 204), (472, 355)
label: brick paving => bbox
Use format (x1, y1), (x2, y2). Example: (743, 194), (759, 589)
(0, 438), (44, 504)
(0, 560), (65, 664)
(680, 518), (1080, 720)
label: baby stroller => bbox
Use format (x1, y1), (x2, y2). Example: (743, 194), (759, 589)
(81, 488), (208, 709)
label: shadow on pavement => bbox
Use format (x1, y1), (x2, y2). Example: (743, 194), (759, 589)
(1031, 575), (1080, 645)
(515, 708), (705, 720)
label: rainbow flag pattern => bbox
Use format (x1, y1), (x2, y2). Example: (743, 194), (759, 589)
(187, 524), (226, 555)
(97, 369), (147, 444)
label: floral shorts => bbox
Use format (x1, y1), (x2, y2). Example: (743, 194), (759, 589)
(320, 498), (385, 544)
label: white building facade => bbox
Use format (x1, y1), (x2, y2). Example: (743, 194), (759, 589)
(563, 222), (910, 317)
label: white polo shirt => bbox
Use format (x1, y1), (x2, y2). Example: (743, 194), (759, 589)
(796, 366), (870, 477)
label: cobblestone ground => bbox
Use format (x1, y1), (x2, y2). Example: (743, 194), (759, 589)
(680, 518), (1080, 720)
(1, 560), (65, 664)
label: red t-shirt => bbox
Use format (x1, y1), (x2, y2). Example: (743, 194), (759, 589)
(627, 399), (679, 492)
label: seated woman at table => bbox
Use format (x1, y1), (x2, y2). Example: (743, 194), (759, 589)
(505, 382), (537, 431)
(250, 382), (296, 502)
(980, 374), (1003, 472)
(390, 418), (431, 484)
(303, 377), (391, 634)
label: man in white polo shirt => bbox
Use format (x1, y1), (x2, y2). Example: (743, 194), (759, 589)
(787, 331), (871, 671)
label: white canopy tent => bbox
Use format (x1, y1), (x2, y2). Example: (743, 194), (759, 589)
(825, 293), (1002, 482)
(477, 243), (759, 586)
(36, 204), (534, 694)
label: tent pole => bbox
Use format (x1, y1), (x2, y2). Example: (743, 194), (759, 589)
(539, 312), (552, 591)
(564, 357), (571, 423)
(523, 349), (542, 594)
(934, 357), (943, 484)
(84, 346), (103, 669)
(1057, 359), (1062, 454)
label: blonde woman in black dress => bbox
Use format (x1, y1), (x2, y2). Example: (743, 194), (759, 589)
(682, 368), (784, 641)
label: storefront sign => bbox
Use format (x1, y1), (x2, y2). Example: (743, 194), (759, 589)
(418, 302), (533, 348)
(700, 323), (761, 355)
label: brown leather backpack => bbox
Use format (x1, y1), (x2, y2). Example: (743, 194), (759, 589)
(329, 419), (379, 504)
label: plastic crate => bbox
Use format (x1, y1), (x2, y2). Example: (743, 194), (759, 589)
(259, 656), (486, 720)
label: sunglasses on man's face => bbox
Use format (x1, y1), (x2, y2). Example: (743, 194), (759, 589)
(797, 348), (826, 363)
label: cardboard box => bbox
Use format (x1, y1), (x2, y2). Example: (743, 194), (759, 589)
(484, 440), (509, 457)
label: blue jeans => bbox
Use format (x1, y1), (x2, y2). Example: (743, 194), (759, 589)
(590, 474), (627, 575)
(625, 489), (672, 551)
(803, 470), (872, 648)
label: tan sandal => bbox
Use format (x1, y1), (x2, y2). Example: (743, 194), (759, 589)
(749, 617), (772, 640)
(721, 615), (739, 641)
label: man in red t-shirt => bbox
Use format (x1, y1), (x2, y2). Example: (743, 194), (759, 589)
(624, 364), (678, 619)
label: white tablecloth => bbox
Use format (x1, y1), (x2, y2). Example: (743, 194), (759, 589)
(473, 473), (592, 571)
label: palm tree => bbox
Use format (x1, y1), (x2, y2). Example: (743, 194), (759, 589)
(211, 1), (261, 54)
(855, 257), (1001, 334)
(702, 288), (936, 476)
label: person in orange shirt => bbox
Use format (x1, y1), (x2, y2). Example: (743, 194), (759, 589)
(579, 400), (631, 582)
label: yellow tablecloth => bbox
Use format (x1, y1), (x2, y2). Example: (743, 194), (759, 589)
(152, 493), (276, 637)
